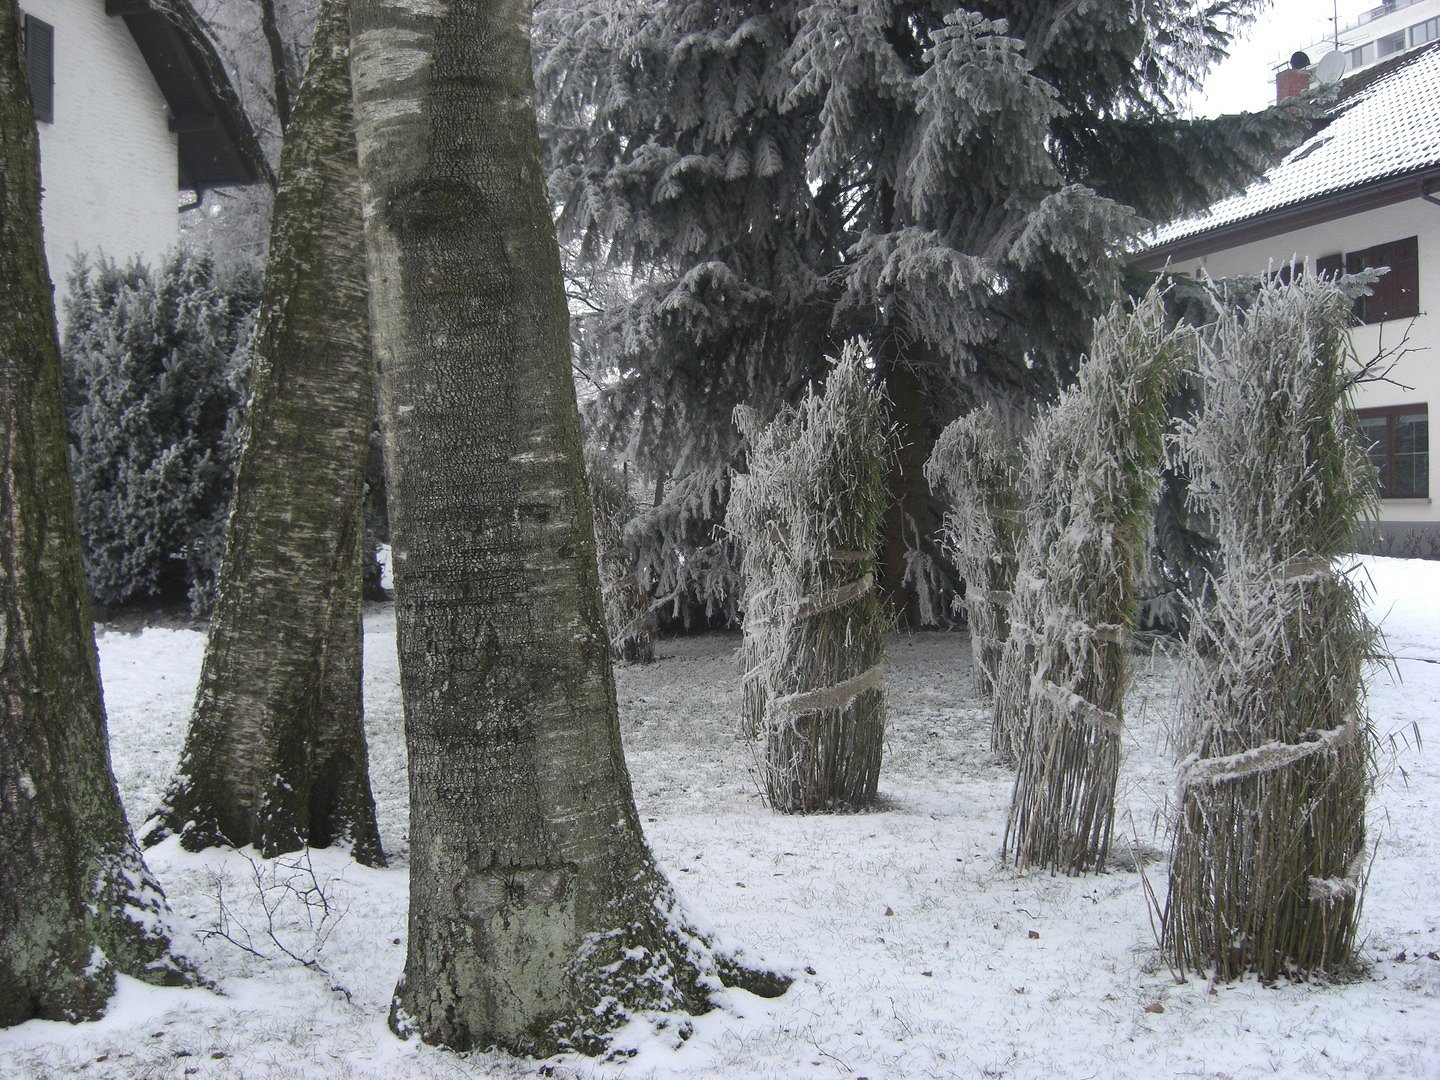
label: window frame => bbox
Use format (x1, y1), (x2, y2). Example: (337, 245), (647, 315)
(1356, 403), (1430, 500)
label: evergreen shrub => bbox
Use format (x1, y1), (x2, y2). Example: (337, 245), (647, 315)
(61, 252), (261, 612)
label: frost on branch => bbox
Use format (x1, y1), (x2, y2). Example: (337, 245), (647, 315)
(727, 342), (892, 813)
(926, 404), (1024, 707)
(1001, 286), (1190, 873)
(1163, 274), (1376, 982)
(586, 444), (656, 663)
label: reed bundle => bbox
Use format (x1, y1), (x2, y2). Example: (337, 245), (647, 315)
(1002, 287), (1190, 872)
(727, 343), (892, 812)
(586, 446), (656, 663)
(925, 406), (1023, 710)
(1163, 275), (1375, 980)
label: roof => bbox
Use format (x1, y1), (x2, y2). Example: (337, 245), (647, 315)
(105, 0), (272, 190)
(1137, 40), (1440, 267)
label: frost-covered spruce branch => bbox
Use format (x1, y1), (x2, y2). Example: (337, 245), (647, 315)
(926, 405), (1024, 707)
(1001, 286), (1191, 874)
(727, 342), (892, 812)
(1163, 274), (1376, 981)
(587, 444), (656, 662)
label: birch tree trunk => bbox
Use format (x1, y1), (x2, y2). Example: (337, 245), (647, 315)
(1, 0), (189, 1025)
(144, 0), (382, 866)
(349, 0), (787, 1054)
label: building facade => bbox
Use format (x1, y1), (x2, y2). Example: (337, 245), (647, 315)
(17, 0), (265, 288)
(1141, 43), (1440, 555)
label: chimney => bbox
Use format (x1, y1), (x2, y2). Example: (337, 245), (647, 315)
(1277, 67), (1314, 102)
(1277, 51), (1314, 103)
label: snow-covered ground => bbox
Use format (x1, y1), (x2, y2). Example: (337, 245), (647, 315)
(3, 557), (1438, 1078)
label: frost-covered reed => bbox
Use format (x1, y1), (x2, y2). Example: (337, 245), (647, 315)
(1163, 275), (1375, 980)
(1002, 287), (1190, 873)
(586, 446), (655, 663)
(926, 406), (1024, 709)
(728, 343), (891, 813)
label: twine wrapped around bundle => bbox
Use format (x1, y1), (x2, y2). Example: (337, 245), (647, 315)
(1002, 286), (1190, 874)
(926, 406), (1024, 713)
(1163, 276), (1376, 981)
(728, 343), (892, 813)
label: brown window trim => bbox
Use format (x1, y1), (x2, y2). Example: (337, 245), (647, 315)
(1356, 403), (1429, 499)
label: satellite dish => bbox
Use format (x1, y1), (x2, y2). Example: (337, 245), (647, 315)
(1290, 51), (1312, 71)
(1315, 50), (1346, 85)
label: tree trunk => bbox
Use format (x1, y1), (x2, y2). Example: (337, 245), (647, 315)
(348, 0), (786, 1055)
(879, 353), (934, 628)
(1, 0), (189, 1025)
(144, 0), (382, 866)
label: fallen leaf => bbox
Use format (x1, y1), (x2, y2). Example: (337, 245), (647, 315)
(921, 970), (933, 977)
(884, 906), (895, 916)
(735, 882), (746, 888)
(1144, 1003), (1165, 1014)
(1028, 930), (1040, 940)
(804, 966), (816, 975)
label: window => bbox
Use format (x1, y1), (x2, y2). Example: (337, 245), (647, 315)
(1356, 405), (1429, 498)
(20, 14), (53, 124)
(1348, 44), (1370, 68)
(1376, 30), (1407, 58)
(1314, 239), (1421, 324)
(1414, 17), (1440, 46)
(1346, 236), (1420, 323)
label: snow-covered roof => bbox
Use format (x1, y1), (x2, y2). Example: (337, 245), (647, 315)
(1142, 41), (1440, 256)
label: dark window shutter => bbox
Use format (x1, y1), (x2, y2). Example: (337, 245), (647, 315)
(21, 15), (54, 124)
(1347, 236), (1420, 324)
(1314, 253), (1344, 279)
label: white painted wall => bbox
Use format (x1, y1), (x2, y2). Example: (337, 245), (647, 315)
(1165, 198), (1440, 528)
(22, 0), (178, 291)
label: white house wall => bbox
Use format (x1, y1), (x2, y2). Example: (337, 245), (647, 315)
(24, 0), (178, 293)
(1163, 196), (1440, 548)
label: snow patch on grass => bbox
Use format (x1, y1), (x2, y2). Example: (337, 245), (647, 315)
(1, 559), (1437, 1076)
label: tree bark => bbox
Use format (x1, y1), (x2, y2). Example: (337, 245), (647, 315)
(144, 0), (382, 866)
(349, 0), (787, 1054)
(1, 0), (189, 1025)
(879, 352), (934, 628)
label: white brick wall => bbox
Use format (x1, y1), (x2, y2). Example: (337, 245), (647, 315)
(23, 0), (178, 291)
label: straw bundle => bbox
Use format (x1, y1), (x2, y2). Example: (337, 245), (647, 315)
(586, 446), (655, 663)
(727, 342), (892, 812)
(1163, 275), (1375, 981)
(1002, 287), (1190, 873)
(925, 406), (1024, 708)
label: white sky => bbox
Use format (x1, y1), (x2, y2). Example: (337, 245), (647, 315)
(1190, 0), (1377, 116)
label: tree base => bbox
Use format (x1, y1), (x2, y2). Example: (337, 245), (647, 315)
(389, 866), (790, 1057)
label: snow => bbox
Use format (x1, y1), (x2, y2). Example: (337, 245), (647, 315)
(3, 557), (1439, 1077)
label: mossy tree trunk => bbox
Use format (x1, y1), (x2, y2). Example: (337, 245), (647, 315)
(1, 0), (189, 1025)
(144, 0), (382, 866)
(349, 0), (786, 1054)
(879, 355), (933, 628)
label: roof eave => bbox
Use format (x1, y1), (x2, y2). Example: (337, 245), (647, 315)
(1135, 164), (1440, 270)
(106, 0), (273, 190)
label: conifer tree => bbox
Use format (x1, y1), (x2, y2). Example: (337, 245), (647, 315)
(538, 0), (1299, 622)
